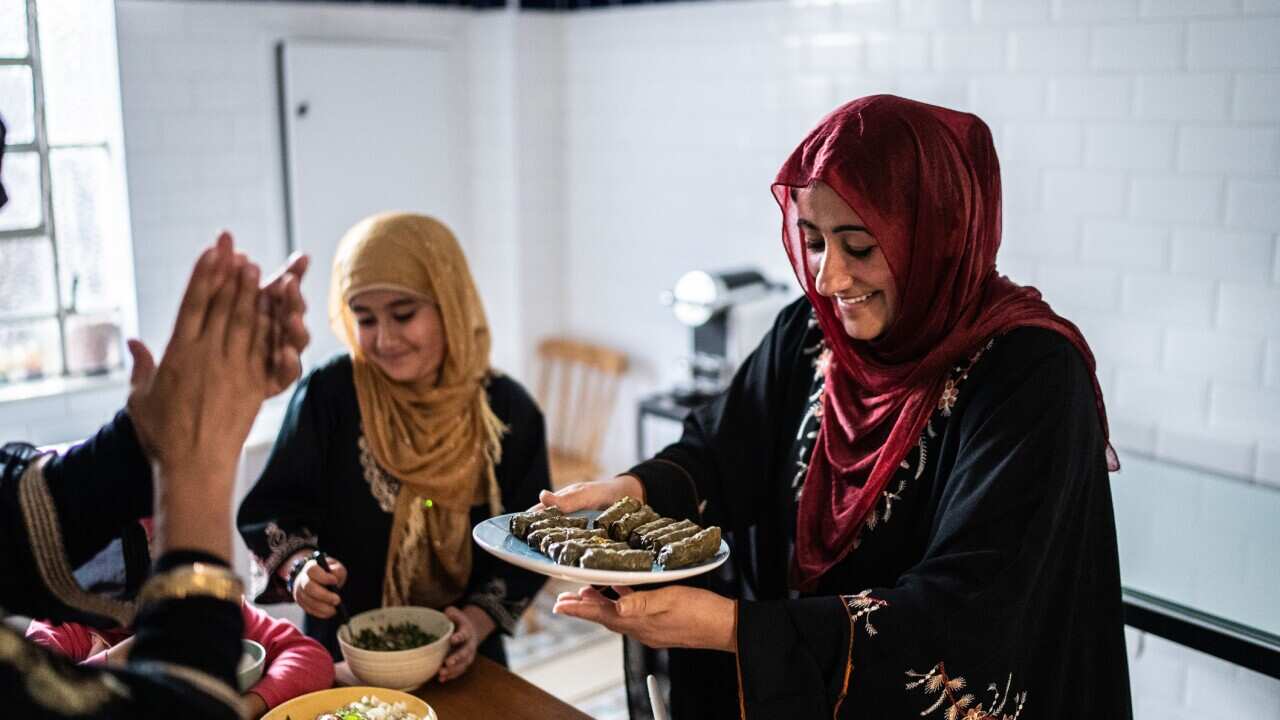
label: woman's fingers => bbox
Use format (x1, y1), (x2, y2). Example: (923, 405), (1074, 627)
(616, 588), (671, 618)
(444, 606), (468, 634)
(552, 595), (616, 626)
(307, 563), (338, 586)
(298, 587), (336, 618)
(203, 252), (245, 341)
(171, 245), (223, 343)
(328, 559), (348, 586)
(538, 483), (604, 513)
(261, 251), (309, 297)
(250, 287), (272, 367)
(439, 607), (476, 683)
(126, 339), (156, 392)
(303, 581), (341, 608)
(226, 261), (261, 360)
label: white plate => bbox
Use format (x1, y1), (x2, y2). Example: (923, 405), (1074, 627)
(473, 510), (729, 586)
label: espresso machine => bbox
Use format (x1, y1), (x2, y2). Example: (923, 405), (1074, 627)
(661, 268), (788, 405)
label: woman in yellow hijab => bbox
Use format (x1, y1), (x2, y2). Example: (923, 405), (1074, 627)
(238, 213), (551, 680)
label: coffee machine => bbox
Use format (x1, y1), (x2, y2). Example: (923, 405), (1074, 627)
(661, 268), (787, 404)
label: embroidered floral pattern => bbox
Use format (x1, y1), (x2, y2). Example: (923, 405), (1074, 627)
(905, 663), (1027, 720)
(250, 520), (319, 598)
(939, 382), (961, 416)
(358, 434), (401, 513)
(791, 327), (829, 502)
(939, 339), (995, 417)
(842, 590), (889, 636)
(832, 590), (892, 716)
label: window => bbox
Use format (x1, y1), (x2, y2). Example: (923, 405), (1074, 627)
(0, 0), (134, 392)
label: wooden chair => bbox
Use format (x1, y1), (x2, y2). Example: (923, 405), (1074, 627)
(533, 338), (629, 490)
(519, 339), (628, 635)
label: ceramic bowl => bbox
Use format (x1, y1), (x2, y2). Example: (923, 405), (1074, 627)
(337, 606), (454, 691)
(237, 639), (266, 692)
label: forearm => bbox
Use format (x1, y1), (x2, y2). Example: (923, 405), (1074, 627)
(242, 692), (268, 718)
(612, 474), (646, 504)
(153, 468), (235, 562)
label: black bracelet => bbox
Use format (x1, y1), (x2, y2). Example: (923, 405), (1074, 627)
(285, 550), (319, 595)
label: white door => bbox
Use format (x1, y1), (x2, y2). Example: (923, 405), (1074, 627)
(279, 40), (459, 367)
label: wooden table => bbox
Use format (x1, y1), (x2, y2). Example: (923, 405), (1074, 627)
(335, 657), (592, 719)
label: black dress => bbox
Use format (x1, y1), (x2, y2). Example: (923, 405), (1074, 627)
(0, 415), (244, 718)
(629, 298), (1132, 719)
(237, 354), (550, 660)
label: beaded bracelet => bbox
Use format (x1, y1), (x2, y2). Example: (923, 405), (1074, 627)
(285, 550), (319, 595)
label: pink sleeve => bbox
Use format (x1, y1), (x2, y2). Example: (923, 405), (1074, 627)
(241, 602), (335, 708)
(24, 620), (97, 661)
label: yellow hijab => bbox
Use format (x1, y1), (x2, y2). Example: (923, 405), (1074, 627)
(330, 212), (506, 608)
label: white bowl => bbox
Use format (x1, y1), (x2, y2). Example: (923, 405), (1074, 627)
(337, 607), (454, 691)
(237, 639), (266, 692)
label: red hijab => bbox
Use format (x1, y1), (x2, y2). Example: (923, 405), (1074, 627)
(776, 95), (1117, 589)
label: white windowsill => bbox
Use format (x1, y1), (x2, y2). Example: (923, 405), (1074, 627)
(0, 370), (129, 406)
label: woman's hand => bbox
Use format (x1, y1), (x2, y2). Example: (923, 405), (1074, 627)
(127, 233), (280, 560)
(438, 605), (494, 683)
(535, 474), (646, 513)
(259, 252), (310, 398)
(242, 692), (268, 719)
(553, 586), (737, 653)
(292, 556), (348, 619)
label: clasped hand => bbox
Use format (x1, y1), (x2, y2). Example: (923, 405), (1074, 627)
(553, 585), (738, 653)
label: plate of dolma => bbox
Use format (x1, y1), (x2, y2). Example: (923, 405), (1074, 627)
(472, 497), (730, 586)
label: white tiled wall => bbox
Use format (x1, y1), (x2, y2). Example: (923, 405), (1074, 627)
(558, 0), (1280, 492)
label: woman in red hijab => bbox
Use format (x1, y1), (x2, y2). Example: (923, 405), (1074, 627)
(547, 95), (1131, 719)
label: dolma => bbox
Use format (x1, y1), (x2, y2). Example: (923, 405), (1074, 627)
(510, 506), (563, 540)
(579, 547), (655, 571)
(657, 526), (722, 570)
(628, 517), (678, 548)
(594, 496), (643, 529)
(551, 537), (629, 566)
(539, 527), (606, 554)
(608, 506), (659, 541)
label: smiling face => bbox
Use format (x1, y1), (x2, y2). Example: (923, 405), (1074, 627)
(794, 182), (899, 341)
(349, 289), (446, 385)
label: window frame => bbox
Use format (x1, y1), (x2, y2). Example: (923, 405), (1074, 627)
(0, 0), (125, 391)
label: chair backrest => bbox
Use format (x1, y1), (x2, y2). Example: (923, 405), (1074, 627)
(534, 338), (629, 465)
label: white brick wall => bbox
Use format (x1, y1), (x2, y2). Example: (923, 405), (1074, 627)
(1227, 179), (1280, 229)
(1087, 124), (1176, 171)
(1082, 219), (1170, 269)
(1136, 73), (1231, 120)
(1179, 126), (1280, 174)
(1235, 73), (1280, 120)
(1010, 26), (1088, 71)
(1171, 228), (1274, 281)
(1187, 17), (1280, 69)
(1093, 23), (1183, 71)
